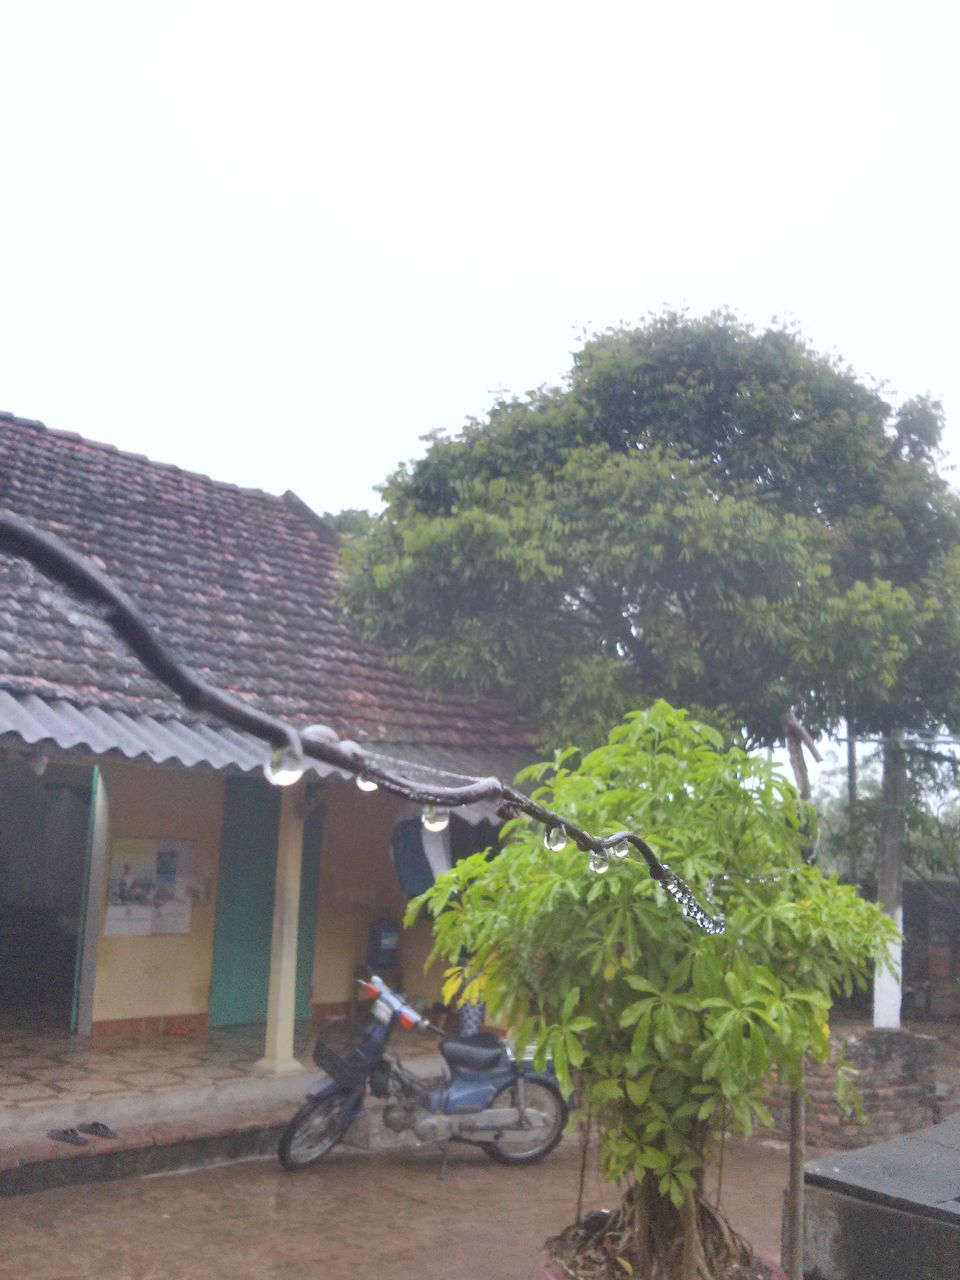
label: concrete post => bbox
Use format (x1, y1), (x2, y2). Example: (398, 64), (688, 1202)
(254, 782), (307, 1076)
(75, 766), (110, 1037)
(874, 735), (906, 1029)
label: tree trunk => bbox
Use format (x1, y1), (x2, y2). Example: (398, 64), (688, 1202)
(874, 732), (905, 1028)
(548, 1179), (754, 1279)
(680, 1190), (702, 1280)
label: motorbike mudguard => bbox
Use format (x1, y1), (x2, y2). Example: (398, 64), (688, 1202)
(305, 1079), (366, 1126)
(520, 1064), (576, 1107)
(306, 1077), (350, 1102)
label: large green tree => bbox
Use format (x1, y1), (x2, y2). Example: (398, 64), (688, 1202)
(344, 312), (959, 750)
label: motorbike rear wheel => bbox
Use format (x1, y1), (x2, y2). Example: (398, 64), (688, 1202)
(278, 1095), (349, 1170)
(482, 1079), (567, 1165)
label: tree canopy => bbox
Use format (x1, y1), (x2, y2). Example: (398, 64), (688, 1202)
(343, 312), (960, 749)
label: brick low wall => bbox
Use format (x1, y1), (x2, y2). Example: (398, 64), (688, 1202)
(766, 1028), (937, 1149)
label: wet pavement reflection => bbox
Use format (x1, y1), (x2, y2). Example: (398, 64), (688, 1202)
(0, 1134), (789, 1279)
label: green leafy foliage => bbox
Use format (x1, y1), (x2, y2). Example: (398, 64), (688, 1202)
(408, 702), (896, 1197)
(342, 311), (960, 749)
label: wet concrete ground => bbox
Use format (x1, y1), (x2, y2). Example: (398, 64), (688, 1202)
(0, 1135), (789, 1280)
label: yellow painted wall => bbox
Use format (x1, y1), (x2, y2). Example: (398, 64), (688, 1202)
(92, 761), (447, 1025)
(311, 781), (443, 1009)
(92, 763), (225, 1022)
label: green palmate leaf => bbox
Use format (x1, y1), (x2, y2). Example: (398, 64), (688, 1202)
(625, 1071), (655, 1108)
(631, 1010), (652, 1057)
(723, 970), (743, 1002)
(625, 976), (660, 994)
(635, 1146), (669, 1171)
(551, 1032), (570, 1093)
(591, 1078), (625, 1103)
(561, 986), (581, 1021)
(566, 1031), (586, 1067)
(567, 1016), (597, 1032)
(620, 1000), (651, 1028)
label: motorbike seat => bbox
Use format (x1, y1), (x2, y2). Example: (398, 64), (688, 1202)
(441, 1032), (506, 1072)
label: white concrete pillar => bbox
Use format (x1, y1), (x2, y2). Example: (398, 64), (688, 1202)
(75, 765), (110, 1037)
(255, 782), (307, 1075)
(873, 906), (903, 1029)
(874, 737), (905, 1029)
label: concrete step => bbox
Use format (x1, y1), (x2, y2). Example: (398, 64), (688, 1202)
(1, 1103), (293, 1197)
(0, 1056), (451, 1196)
(0, 1068), (317, 1146)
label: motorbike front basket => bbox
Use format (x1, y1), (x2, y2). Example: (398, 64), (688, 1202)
(312, 1035), (371, 1088)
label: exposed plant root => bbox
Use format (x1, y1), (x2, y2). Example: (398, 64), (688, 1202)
(547, 1179), (769, 1280)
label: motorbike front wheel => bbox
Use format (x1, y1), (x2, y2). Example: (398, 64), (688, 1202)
(278, 1095), (349, 1171)
(482, 1079), (567, 1166)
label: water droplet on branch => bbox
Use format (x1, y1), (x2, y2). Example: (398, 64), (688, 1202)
(263, 746), (305, 787)
(422, 805), (450, 833)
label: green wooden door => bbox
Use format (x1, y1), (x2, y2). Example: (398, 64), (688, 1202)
(210, 777), (322, 1027)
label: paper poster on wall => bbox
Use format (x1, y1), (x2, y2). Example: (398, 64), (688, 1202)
(104, 838), (194, 936)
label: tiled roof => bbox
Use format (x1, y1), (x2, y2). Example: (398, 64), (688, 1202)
(0, 413), (534, 756)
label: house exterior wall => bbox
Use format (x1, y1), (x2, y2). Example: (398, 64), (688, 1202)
(45, 757), (446, 1038)
(311, 780), (443, 1015)
(92, 762), (225, 1036)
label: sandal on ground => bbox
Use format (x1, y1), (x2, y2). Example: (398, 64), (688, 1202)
(77, 1122), (119, 1139)
(47, 1128), (88, 1146)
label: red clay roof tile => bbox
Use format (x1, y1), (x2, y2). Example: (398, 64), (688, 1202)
(0, 413), (532, 754)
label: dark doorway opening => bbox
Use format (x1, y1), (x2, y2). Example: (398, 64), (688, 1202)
(0, 757), (93, 1034)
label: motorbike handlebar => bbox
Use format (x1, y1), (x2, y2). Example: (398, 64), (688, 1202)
(358, 974), (437, 1032)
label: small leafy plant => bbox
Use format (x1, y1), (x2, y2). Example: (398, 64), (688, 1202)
(409, 702), (896, 1280)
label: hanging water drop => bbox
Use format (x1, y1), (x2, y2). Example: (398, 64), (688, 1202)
(356, 774), (379, 792)
(611, 840), (630, 859)
(588, 850), (610, 875)
(544, 827), (568, 852)
(422, 805), (450, 833)
(263, 746), (305, 787)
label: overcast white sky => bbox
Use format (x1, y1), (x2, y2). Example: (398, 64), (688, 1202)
(1, 1), (958, 517)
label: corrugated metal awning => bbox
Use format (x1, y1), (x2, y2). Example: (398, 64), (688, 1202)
(0, 690), (345, 778)
(0, 692), (527, 823)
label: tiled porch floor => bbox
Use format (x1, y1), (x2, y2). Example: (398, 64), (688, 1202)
(0, 1016), (439, 1111)
(0, 1021), (314, 1109)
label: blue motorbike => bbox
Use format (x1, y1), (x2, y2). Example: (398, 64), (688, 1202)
(278, 975), (568, 1171)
